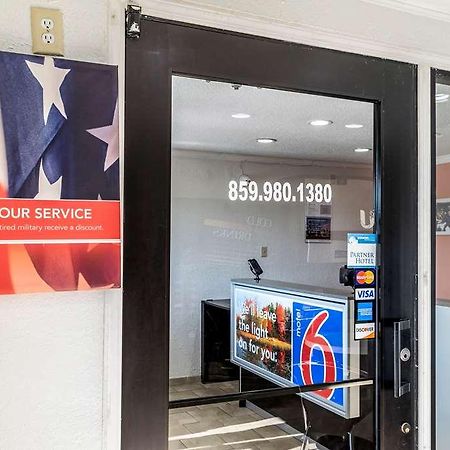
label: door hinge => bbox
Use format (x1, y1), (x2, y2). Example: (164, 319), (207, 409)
(126, 4), (142, 39)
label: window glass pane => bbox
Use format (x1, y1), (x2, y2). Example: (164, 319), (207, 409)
(435, 81), (450, 450)
(170, 76), (375, 449)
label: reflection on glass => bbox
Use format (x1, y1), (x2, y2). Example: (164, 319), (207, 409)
(435, 81), (450, 450)
(170, 76), (375, 449)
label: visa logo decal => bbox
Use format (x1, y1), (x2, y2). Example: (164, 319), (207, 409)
(355, 288), (375, 300)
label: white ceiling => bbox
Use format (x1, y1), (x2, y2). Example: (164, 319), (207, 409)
(172, 76), (373, 164)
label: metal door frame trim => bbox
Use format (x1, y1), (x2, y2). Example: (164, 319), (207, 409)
(123, 17), (418, 450)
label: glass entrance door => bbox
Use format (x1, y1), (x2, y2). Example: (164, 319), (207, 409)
(433, 71), (450, 449)
(123, 17), (418, 450)
(169, 76), (376, 450)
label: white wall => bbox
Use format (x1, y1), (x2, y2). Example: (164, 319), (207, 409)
(0, 0), (110, 63)
(0, 2), (123, 449)
(0, 292), (105, 450)
(170, 151), (373, 379)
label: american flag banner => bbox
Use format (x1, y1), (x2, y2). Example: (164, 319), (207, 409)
(0, 51), (120, 295)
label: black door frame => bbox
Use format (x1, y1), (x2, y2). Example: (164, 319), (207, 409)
(123, 17), (418, 450)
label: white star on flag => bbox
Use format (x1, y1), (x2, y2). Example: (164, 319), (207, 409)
(34, 159), (62, 200)
(26, 56), (71, 125)
(87, 101), (119, 171)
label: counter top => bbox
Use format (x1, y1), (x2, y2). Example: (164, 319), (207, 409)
(202, 298), (230, 310)
(231, 278), (352, 302)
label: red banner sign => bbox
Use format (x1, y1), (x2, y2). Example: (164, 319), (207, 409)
(0, 199), (120, 241)
(0, 52), (120, 294)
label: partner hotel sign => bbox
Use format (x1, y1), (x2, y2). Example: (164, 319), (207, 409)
(347, 233), (377, 268)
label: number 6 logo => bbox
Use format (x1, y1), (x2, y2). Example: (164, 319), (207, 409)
(300, 311), (337, 400)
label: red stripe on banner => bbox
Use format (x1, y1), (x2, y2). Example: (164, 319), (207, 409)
(0, 199), (120, 241)
(25, 243), (80, 291)
(0, 244), (14, 293)
(0, 242), (121, 295)
(0, 185), (14, 292)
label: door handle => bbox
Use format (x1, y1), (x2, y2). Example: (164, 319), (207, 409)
(393, 319), (411, 398)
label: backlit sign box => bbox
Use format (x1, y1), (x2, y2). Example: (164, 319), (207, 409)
(231, 280), (361, 418)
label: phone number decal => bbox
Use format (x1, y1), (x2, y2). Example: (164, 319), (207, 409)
(228, 181), (332, 203)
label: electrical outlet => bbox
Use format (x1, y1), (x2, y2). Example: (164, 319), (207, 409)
(31, 7), (64, 56)
(261, 246), (268, 258)
(42, 33), (55, 45)
(41, 18), (54, 30)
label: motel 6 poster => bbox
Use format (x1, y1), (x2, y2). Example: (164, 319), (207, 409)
(0, 51), (120, 295)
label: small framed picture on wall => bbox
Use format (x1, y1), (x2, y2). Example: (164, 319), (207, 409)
(437, 198), (450, 235)
(305, 216), (331, 242)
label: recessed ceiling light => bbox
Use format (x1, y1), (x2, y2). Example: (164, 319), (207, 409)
(345, 124), (364, 129)
(354, 148), (371, 153)
(257, 138), (277, 144)
(436, 93), (449, 103)
(309, 119), (333, 126)
(232, 113), (251, 119)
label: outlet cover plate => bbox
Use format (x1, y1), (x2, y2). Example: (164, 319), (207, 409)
(31, 7), (64, 56)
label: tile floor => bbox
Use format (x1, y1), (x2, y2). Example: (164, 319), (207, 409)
(169, 380), (308, 450)
(170, 379), (240, 402)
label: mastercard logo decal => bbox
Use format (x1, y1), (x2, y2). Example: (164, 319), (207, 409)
(356, 270), (375, 285)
